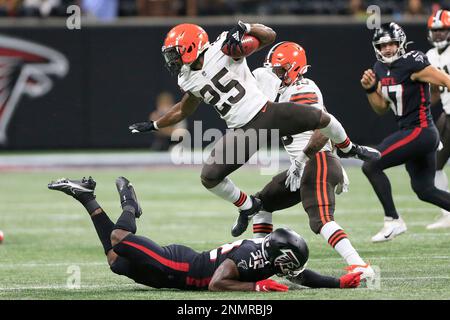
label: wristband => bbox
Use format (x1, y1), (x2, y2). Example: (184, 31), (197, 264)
(365, 84), (377, 94)
(153, 121), (159, 130)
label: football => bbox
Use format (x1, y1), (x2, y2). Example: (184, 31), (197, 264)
(221, 35), (260, 59)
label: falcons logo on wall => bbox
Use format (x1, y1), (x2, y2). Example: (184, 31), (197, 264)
(0, 35), (68, 144)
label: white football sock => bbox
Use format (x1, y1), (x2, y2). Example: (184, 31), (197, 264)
(320, 221), (365, 266)
(319, 114), (353, 153)
(207, 177), (252, 210)
(435, 170), (450, 216)
(253, 210), (273, 238)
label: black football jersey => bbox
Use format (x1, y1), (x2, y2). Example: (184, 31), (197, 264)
(185, 238), (274, 289)
(373, 50), (433, 129)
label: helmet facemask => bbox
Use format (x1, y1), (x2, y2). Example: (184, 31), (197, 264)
(372, 23), (407, 64)
(162, 46), (183, 76)
(428, 28), (450, 50)
(373, 39), (405, 64)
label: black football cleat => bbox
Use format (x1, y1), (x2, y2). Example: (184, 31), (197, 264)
(115, 176), (142, 218)
(231, 196), (262, 237)
(337, 144), (381, 162)
(48, 177), (96, 198)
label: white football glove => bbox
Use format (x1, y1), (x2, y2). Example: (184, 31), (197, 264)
(285, 151), (309, 192)
(335, 166), (350, 195)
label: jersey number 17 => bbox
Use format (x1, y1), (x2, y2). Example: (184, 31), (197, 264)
(381, 84), (404, 116)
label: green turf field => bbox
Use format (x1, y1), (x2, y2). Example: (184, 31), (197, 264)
(0, 166), (449, 300)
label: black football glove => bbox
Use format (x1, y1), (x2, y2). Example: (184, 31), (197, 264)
(222, 21), (250, 56)
(129, 121), (158, 134)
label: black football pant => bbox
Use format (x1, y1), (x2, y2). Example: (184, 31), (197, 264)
(111, 233), (201, 290)
(362, 125), (450, 219)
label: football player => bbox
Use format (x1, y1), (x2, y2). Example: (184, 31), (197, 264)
(426, 10), (450, 229)
(48, 177), (362, 291)
(361, 22), (450, 242)
(230, 42), (373, 280)
(129, 22), (380, 235)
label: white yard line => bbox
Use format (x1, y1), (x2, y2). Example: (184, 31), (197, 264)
(1, 255), (448, 269)
(0, 284), (138, 291)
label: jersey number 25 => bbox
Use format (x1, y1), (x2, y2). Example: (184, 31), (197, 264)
(381, 84), (404, 116)
(200, 67), (246, 117)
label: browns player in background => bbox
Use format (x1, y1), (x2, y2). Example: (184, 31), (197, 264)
(231, 42), (373, 280)
(426, 10), (450, 229)
(361, 22), (450, 242)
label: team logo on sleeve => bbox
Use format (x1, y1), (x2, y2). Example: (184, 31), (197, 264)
(0, 35), (69, 144)
(273, 249), (302, 274)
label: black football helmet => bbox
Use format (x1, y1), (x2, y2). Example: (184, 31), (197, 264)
(262, 228), (309, 277)
(372, 22), (407, 64)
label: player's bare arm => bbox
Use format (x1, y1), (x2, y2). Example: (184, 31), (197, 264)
(209, 258), (288, 292)
(208, 258), (254, 291)
(430, 83), (441, 105)
(361, 68), (389, 114)
(411, 65), (450, 91)
(129, 92), (201, 133)
(154, 92), (201, 129)
(303, 129), (330, 159)
(247, 23), (277, 51)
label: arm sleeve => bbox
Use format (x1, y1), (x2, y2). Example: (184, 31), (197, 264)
(287, 269), (340, 288)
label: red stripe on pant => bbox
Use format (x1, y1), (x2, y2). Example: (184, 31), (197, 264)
(381, 127), (422, 157)
(122, 241), (190, 272)
(321, 152), (331, 223)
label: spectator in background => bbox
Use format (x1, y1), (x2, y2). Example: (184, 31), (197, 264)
(21, 0), (61, 17)
(137, 0), (181, 16)
(404, 0), (426, 17)
(149, 92), (188, 151)
(0, 0), (22, 16)
(82, 0), (118, 21)
(348, 0), (367, 20)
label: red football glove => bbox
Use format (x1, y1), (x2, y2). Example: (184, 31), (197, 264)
(339, 271), (362, 288)
(255, 279), (289, 292)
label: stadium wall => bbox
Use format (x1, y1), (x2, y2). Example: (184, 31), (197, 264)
(0, 21), (441, 150)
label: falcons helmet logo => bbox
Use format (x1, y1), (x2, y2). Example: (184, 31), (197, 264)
(0, 35), (68, 144)
(273, 249), (303, 275)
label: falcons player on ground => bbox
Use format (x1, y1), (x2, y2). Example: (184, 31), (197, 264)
(228, 42), (373, 280)
(426, 10), (450, 229)
(361, 22), (450, 242)
(48, 177), (361, 291)
(129, 22), (380, 236)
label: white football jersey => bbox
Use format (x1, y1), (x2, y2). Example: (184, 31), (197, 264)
(427, 46), (450, 114)
(178, 32), (268, 128)
(252, 67), (332, 160)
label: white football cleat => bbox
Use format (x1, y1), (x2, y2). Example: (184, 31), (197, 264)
(346, 264), (375, 282)
(426, 214), (450, 230)
(371, 217), (407, 243)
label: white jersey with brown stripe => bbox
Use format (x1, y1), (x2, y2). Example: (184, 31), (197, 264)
(278, 77), (332, 160)
(426, 46), (450, 114)
(252, 67), (332, 159)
